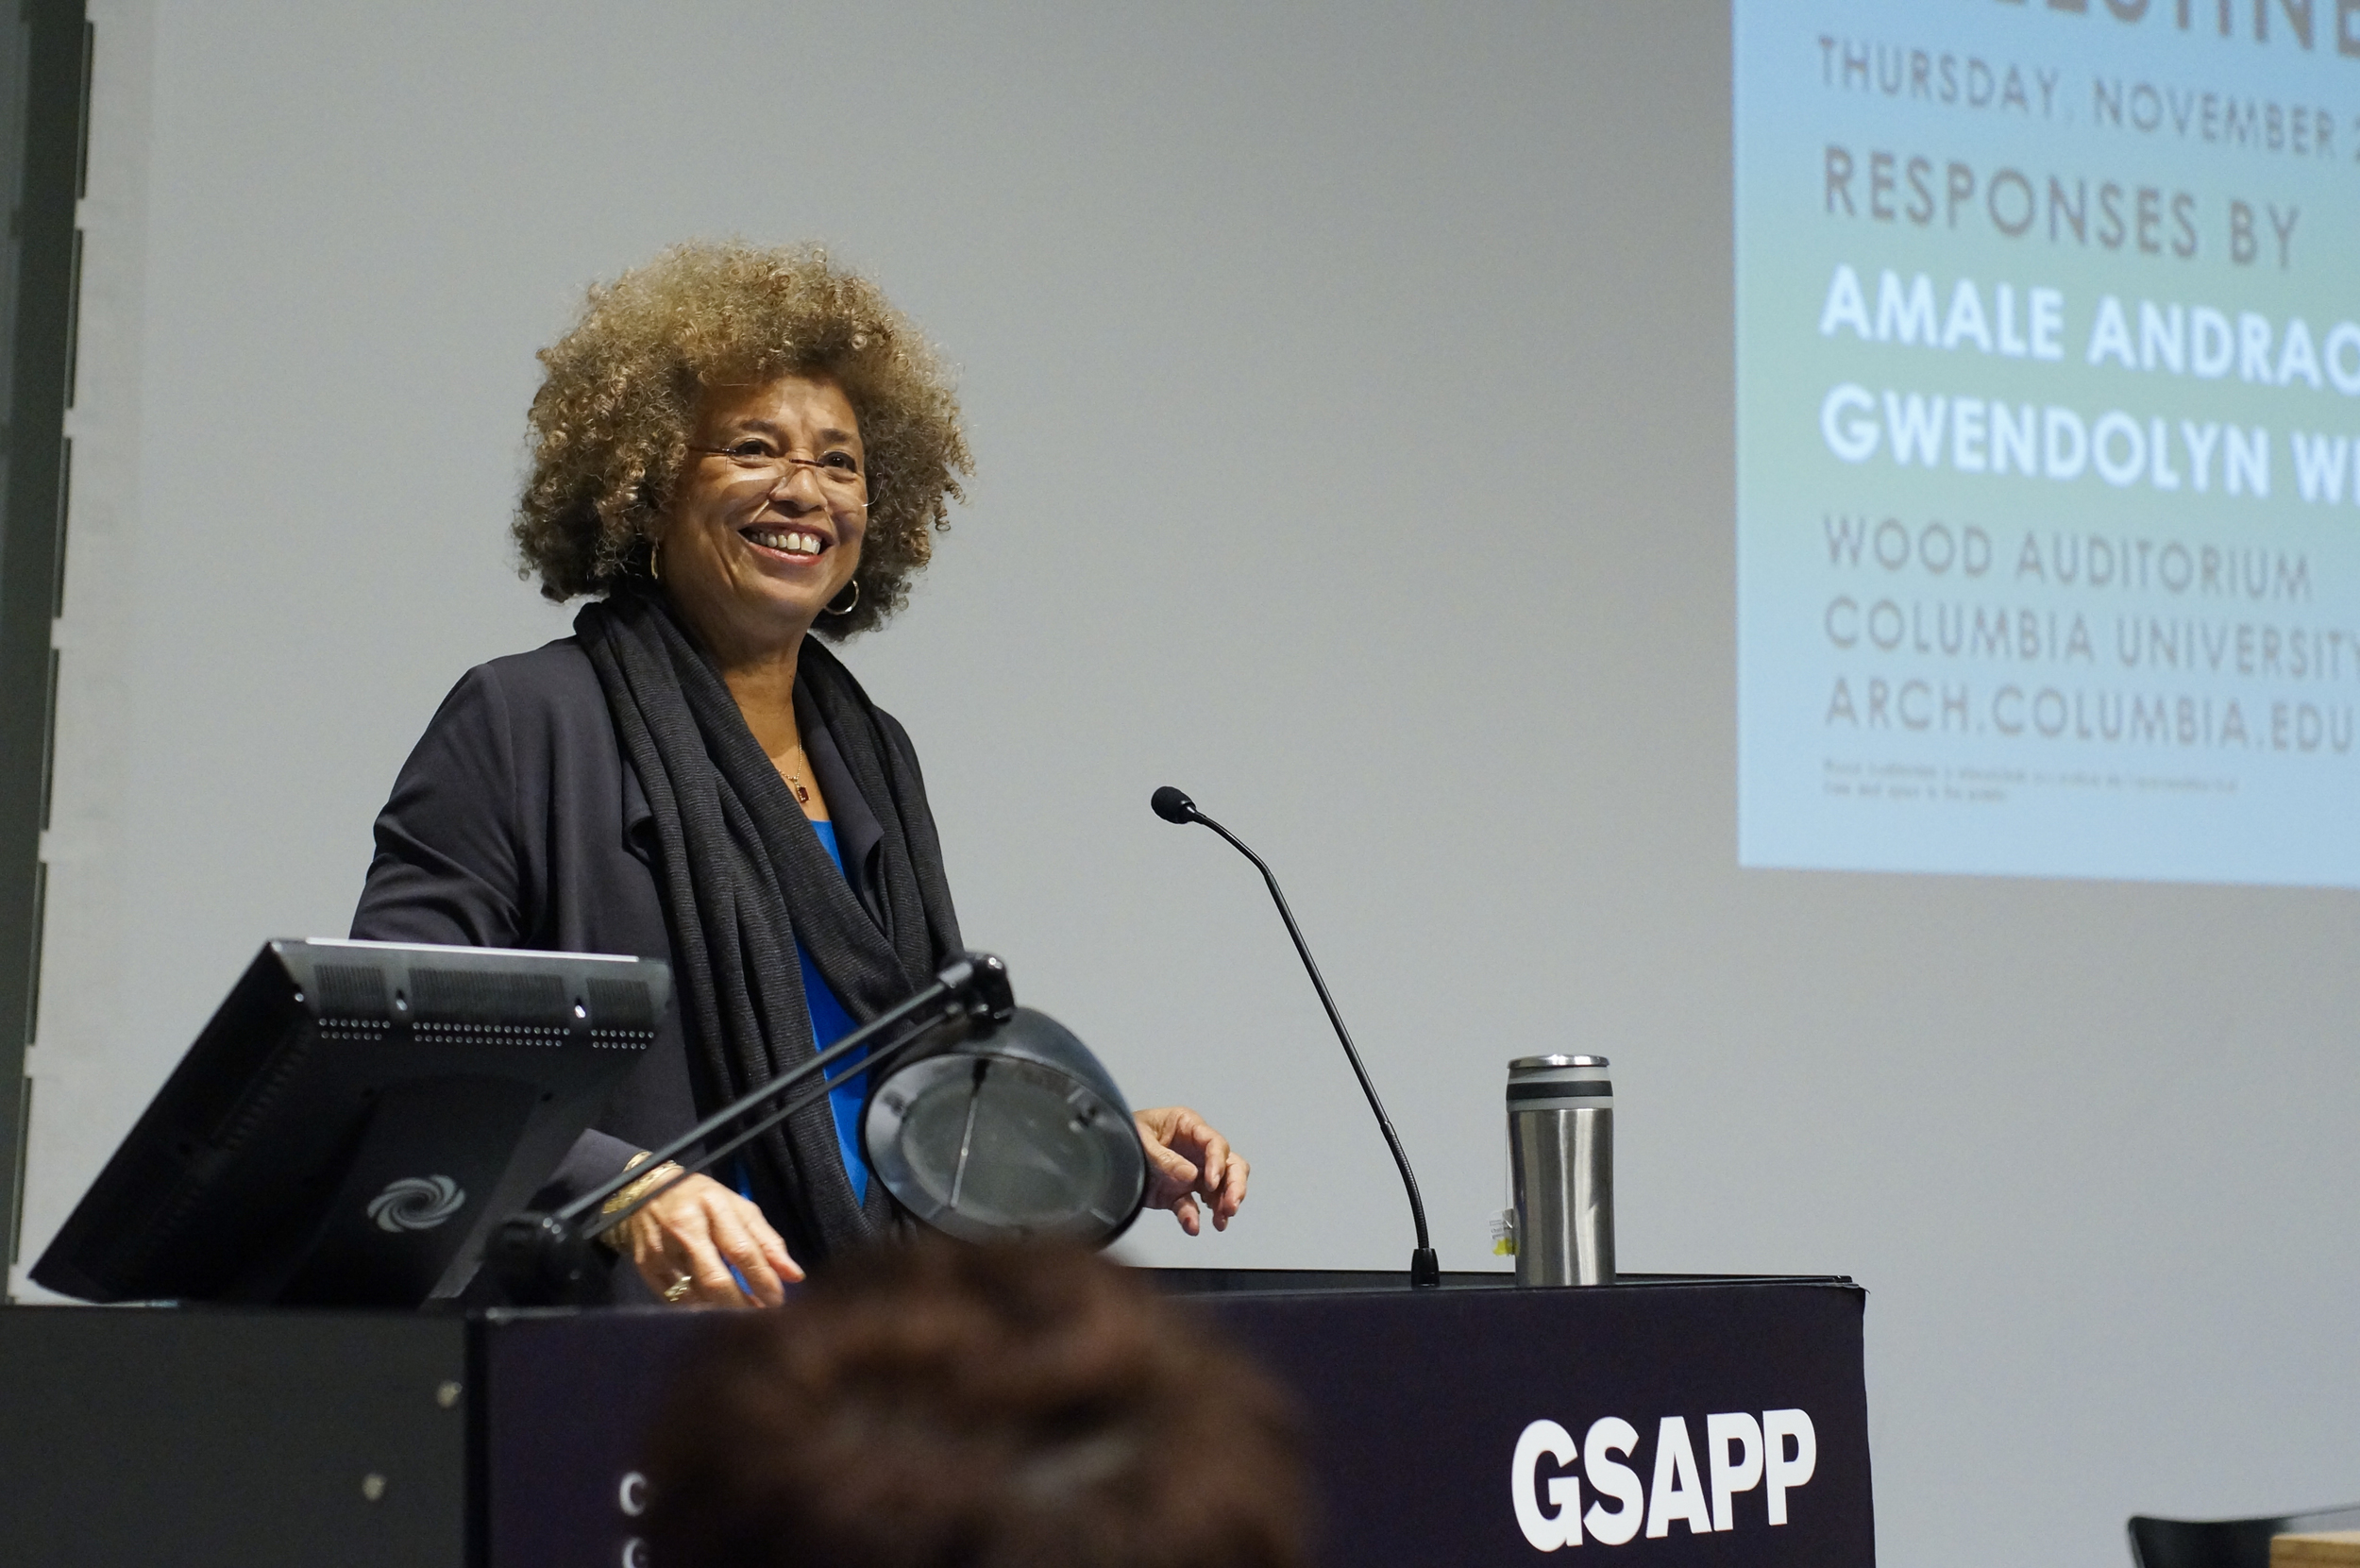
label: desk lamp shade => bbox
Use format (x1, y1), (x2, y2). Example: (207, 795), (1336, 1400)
(864, 1007), (1147, 1246)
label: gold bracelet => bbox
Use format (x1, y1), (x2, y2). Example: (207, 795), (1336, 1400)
(596, 1154), (684, 1249)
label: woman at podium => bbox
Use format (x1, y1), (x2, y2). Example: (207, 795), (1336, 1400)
(351, 242), (1246, 1307)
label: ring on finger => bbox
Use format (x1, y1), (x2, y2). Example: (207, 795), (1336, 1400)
(664, 1274), (692, 1304)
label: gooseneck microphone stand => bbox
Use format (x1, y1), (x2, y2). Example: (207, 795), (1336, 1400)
(489, 953), (1014, 1306)
(1151, 786), (1441, 1288)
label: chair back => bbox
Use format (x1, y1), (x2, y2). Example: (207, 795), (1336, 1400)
(2129, 1506), (2360, 1568)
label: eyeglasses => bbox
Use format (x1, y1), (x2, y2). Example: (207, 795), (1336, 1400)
(687, 441), (878, 507)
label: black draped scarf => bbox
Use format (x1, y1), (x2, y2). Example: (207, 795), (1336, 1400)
(576, 586), (963, 1262)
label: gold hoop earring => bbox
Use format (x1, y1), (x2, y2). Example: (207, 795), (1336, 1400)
(821, 579), (861, 616)
(648, 538), (664, 582)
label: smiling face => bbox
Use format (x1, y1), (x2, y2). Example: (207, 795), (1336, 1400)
(655, 372), (868, 668)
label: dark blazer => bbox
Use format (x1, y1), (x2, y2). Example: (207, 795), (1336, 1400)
(349, 635), (909, 1268)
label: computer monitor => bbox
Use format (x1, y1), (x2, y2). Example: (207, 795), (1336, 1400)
(32, 939), (663, 1307)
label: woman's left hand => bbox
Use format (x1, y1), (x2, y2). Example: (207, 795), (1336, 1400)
(1134, 1105), (1249, 1234)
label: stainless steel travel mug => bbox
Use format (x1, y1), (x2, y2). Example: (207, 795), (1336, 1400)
(1509, 1054), (1613, 1287)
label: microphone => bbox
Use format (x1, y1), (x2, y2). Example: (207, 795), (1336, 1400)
(1152, 785), (1441, 1288)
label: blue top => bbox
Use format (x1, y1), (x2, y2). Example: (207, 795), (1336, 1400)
(732, 818), (868, 1209)
(801, 819), (869, 1205)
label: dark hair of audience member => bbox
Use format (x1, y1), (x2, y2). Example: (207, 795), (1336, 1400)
(641, 1236), (1309, 1568)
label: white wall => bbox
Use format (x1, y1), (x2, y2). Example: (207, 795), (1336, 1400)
(17, 6), (2360, 1566)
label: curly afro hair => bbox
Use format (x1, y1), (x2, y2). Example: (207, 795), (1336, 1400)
(514, 241), (970, 638)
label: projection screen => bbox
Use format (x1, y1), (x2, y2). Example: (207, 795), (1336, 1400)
(1739, 0), (2360, 885)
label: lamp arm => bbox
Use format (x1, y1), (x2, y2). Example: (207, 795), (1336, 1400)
(489, 953), (1010, 1305)
(558, 983), (943, 1229)
(582, 1010), (947, 1242)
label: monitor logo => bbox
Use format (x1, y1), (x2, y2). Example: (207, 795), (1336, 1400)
(368, 1174), (467, 1233)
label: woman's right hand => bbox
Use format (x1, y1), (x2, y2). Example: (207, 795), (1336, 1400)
(612, 1168), (803, 1307)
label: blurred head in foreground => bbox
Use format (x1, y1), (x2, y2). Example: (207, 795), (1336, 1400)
(642, 1238), (1309, 1568)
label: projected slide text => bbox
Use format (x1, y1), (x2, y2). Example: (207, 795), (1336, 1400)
(1737, 0), (2360, 885)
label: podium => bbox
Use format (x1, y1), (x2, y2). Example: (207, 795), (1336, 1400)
(0, 1270), (1872, 1566)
